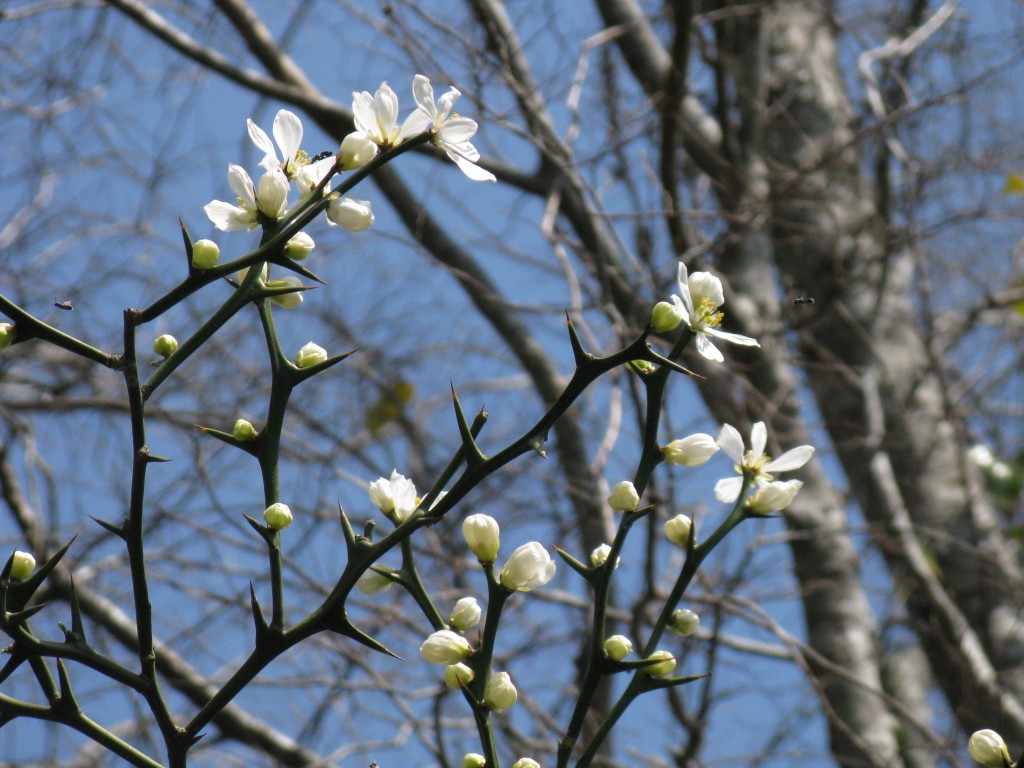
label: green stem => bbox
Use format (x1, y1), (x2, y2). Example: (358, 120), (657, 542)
(0, 295), (117, 368)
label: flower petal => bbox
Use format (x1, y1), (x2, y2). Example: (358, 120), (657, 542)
(716, 423), (745, 464)
(438, 116), (479, 144)
(398, 110), (432, 142)
(446, 148), (496, 182)
(676, 262), (695, 318)
(352, 91), (378, 137)
(694, 333), (724, 362)
(247, 120), (277, 167)
(203, 200), (253, 231)
(273, 109), (303, 164)
(227, 164), (257, 208)
(714, 476), (743, 503)
(750, 422), (767, 463)
(688, 271), (724, 307)
(764, 445), (815, 473)
(412, 74), (436, 119)
(704, 327), (760, 347)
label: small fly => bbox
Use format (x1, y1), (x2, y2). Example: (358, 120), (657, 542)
(54, 299), (73, 311)
(309, 150), (334, 163)
(793, 297), (815, 305)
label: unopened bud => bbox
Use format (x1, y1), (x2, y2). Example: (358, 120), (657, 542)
(0, 323), (14, 351)
(608, 481), (640, 512)
(650, 301), (684, 333)
(644, 649), (677, 677)
(153, 334), (178, 358)
(263, 502), (293, 530)
(663, 514), (693, 547)
(444, 663), (475, 689)
(294, 341), (327, 368)
(339, 132), (378, 169)
(285, 232), (315, 261)
(232, 419), (257, 441)
(603, 634), (633, 661)
(9, 550), (35, 581)
(191, 239), (220, 270)
(669, 608), (700, 637)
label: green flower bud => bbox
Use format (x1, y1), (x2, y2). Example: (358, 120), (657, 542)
(650, 300), (684, 333)
(355, 566), (396, 595)
(285, 232), (315, 261)
(339, 132), (378, 170)
(232, 419), (257, 441)
(267, 276), (304, 309)
(512, 760), (541, 768)
(294, 341), (327, 368)
(263, 502), (293, 530)
(0, 323), (15, 351)
(603, 634), (633, 661)
(669, 608), (700, 637)
(9, 550), (36, 581)
(153, 334), (179, 358)
(191, 239), (220, 270)
(644, 649), (677, 677)
(608, 480), (640, 512)
(462, 755), (486, 768)
(444, 663), (475, 689)
(663, 514), (693, 547)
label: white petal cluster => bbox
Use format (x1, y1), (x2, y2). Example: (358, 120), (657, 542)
(499, 542), (556, 592)
(411, 74), (496, 182)
(714, 422), (814, 507)
(368, 470), (419, 523)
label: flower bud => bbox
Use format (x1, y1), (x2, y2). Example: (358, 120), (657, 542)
(500, 542), (556, 592)
(285, 232), (315, 261)
(608, 481), (640, 512)
(0, 323), (14, 351)
(256, 169), (289, 219)
(749, 480), (803, 515)
(483, 671), (517, 711)
(603, 634), (633, 661)
(650, 301), (684, 333)
(444, 662), (475, 689)
(968, 730), (1012, 767)
(339, 132), (378, 169)
(355, 566), (396, 595)
(9, 550), (36, 581)
(662, 433), (719, 467)
(589, 543), (613, 568)
(462, 514), (500, 561)
(294, 341), (327, 368)
(420, 629), (473, 665)
(669, 608), (700, 637)
(191, 239), (220, 270)
(232, 419), (257, 441)
(266, 276), (304, 309)
(263, 502), (293, 530)
(644, 649), (677, 677)
(663, 514), (693, 547)
(369, 470), (418, 523)
(237, 263), (269, 283)
(153, 334), (178, 358)
(326, 196), (374, 231)
(449, 596), (482, 632)
(512, 759), (541, 768)
(462, 754), (486, 768)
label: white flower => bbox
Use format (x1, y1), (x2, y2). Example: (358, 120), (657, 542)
(449, 597), (482, 632)
(9, 550), (35, 581)
(368, 470), (419, 522)
(463, 514), (500, 561)
(355, 565), (397, 595)
(411, 74), (496, 182)
(603, 635), (632, 660)
(608, 480), (640, 512)
(969, 444), (995, 468)
(204, 164), (290, 231)
(483, 671), (517, 710)
(420, 629), (473, 665)
(326, 196), (374, 231)
(663, 433), (719, 467)
(714, 422), (814, 504)
(669, 608), (700, 637)
(248, 109), (305, 179)
(263, 502), (293, 530)
(663, 514), (693, 547)
(294, 341), (327, 368)
(352, 82), (424, 147)
(500, 542), (555, 592)
(968, 730), (1011, 767)
(749, 480), (804, 514)
(670, 262), (759, 362)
